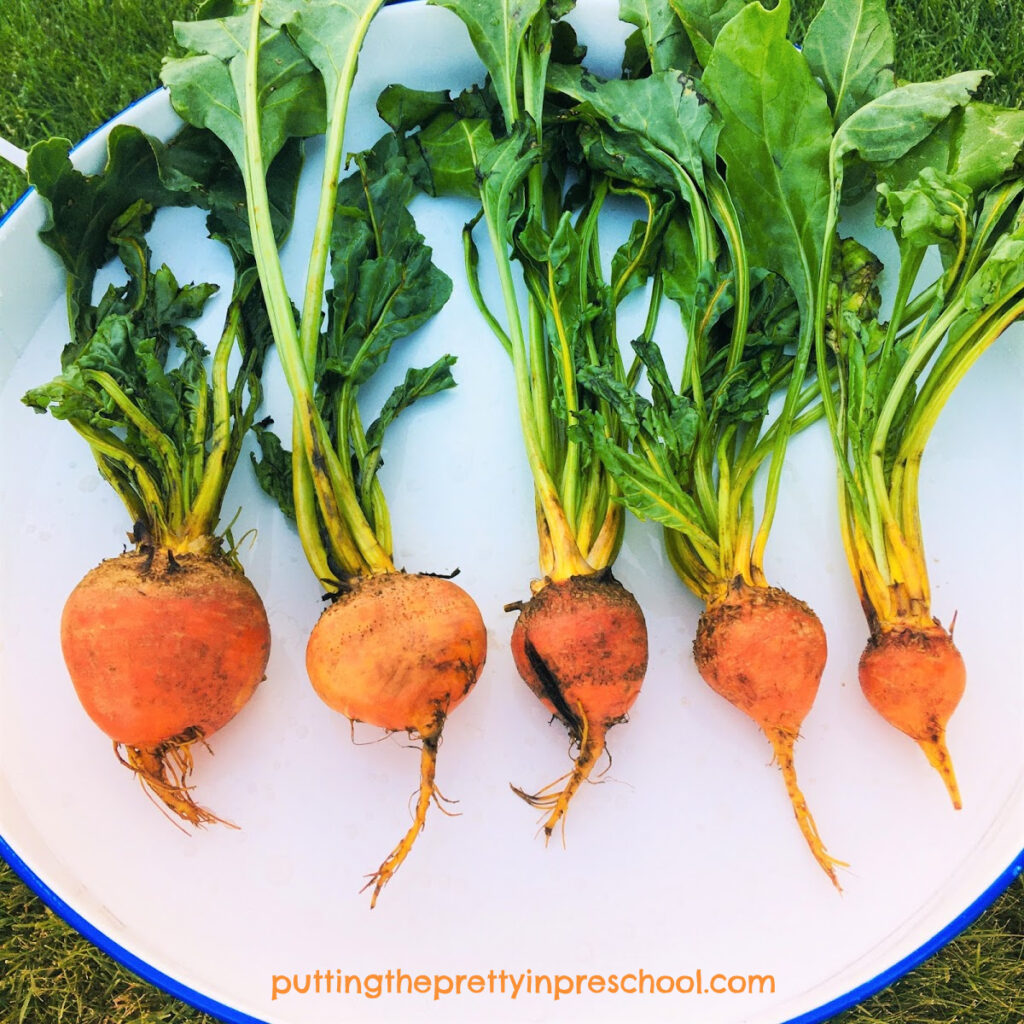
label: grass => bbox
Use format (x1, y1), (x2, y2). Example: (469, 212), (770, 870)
(0, 0), (199, 213)
(1, 1), (1023, 1022)
(0, 862), (216, 1024)
(790, 0), (1024, 109)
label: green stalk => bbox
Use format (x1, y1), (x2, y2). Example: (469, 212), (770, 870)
(898, 277), (943, 329)
(242, 0), (391, 580)
(750, 309), (817, 574)
(813, 178), (844, 448)
(663, 523), (720, 599)
(899, 293), (1024, 472)
(83, 369), (183, 530)
(549, 260), (581, 523)
(867, 297), (968, 523)
(520, 35), (555, 477)
(527, 292), (554, 470)
(296, 0), (386, 375)
(348, 395), (392, 558)
(880, 246), (927, 363)
(463, 220), (512, 355)
(73, 423), (168, 538)
(186, 359), (210, 511)
(574, 459), (606, 558)
(961, 182), (1024, 281)
(628, 272), (664, 389)
(88, 451), (147, 528)
(693, 430), (719, 531)
(715, 428), (736, 580)
(187, 297), (242, 538)
(814, 178), (877, 544)
(707, 178), (750, 378)
(290, 416), (336, 581)
(609, 185), (652, 304)
(480, 199), (590, 579)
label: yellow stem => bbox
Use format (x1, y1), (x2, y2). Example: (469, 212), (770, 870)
(918, 733), (963, 810)
(116, 729), (234, 829)
(511, 704), (606, 844)
(364, 724), (444, 909)
(765, 727), (845, 891)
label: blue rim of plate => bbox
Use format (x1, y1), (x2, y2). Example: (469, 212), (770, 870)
(1, 5), (1023, 1021)
(3, 818), (1021, 1024)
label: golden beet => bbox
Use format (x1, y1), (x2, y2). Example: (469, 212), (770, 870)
(61, 548), (270, 825)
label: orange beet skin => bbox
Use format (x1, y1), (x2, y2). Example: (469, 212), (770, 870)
(693, 582), (827, 735)
(61, 551), (270, 748)
(508, 569), (648, 838)
(693, 580), (842, 888)
(510, 570), (648, 731)
(305, 570), (487, 907)
(306, 571), (487, 736)
(859, 623), (965, 808)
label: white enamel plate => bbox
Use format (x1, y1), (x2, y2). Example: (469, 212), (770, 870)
(1, 3), (1022, 1022)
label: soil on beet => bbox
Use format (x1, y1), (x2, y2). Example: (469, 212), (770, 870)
(61, 548), (270, 748)
(306, 570), (487, 736)
(693, 580), (827, 734)
(509, 569), (648, 734)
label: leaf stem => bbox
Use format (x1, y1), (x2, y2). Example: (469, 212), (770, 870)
(242, 0), (391, 581)
(82, 368), (183, 531)
(296, 0), (386, 376)
(187, 297), (240, 540)
(480, 200), (590, 580)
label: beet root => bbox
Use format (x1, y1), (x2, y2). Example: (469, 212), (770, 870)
(61, 549), (270, 827)
(694, 580), (843, 888)
(508, 569), (648, 840)
(306, 570), (487, 906)
(859, 623), (965, 808)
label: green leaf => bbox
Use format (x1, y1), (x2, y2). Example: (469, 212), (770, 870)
(610, 194), (675, 300)
(578, 414), (708, 535)
(660, 209), (699, 309)
(802, 0), (895, 129)
(365, 356), (458, 451)
(830, 236), (884, 342)
(478, 125), (539, 231)
(667, 0), (749, 67)
(26, 127), (198, 345)
(703, 0), (832, 316)
(573, 121), (678, 193)
(401, 104), (501, 199)
(159, 126), (305, 269)
(549, 65), (716, 192)
(251, 419), (296, 521)
(877, 102), (1024, 195)
(262, 0), (385, 109)
(19, 127), (284, 547)
(876, 168), (973, 256)
(622, 30), (651, 80)
(527, 211), (591, 398)
(377, 85), (454, 134)
(576, 367), (647, 440)
(632, 337), (701, 460)
(833, 70), (989, 167)
(428, 0), (547, 129)
(619, 0), (695, 75)
(551, 19), (586, 66)
(24, 229), (218, 499)
(325, 138), (453, 388)
(162, 8), (326, 168)
(962, 231), (1024, 311)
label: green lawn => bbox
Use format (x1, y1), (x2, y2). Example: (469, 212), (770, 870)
(1, 1), (1022, 1022)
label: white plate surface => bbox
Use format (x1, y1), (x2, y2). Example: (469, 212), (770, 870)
(1, 3), (1022, 1023)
